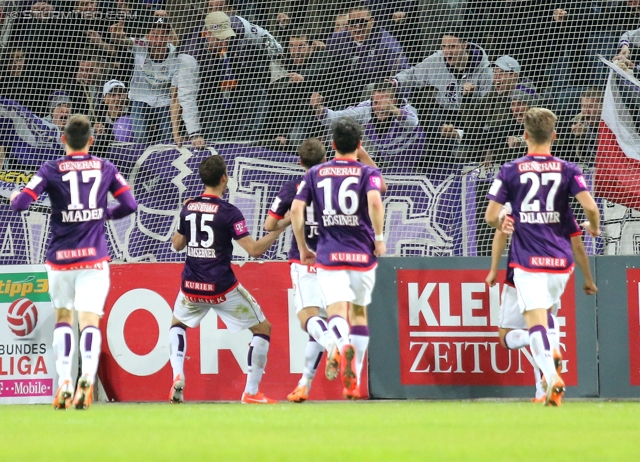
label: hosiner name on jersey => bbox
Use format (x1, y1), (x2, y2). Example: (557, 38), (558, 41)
(62, 208), (104, 222)
(322, 215), (360, 226)
(519, 211), (561, 224)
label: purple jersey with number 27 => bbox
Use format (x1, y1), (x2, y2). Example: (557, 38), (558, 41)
(295, 158), (382, 270)
(487, 154), (589, 272)
(23, 154), (130, 269)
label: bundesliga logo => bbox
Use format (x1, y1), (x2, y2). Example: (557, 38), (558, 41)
(7, 298), (39, 337)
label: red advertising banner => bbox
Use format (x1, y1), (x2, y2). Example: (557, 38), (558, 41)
(98, 262), (363, 402)
(397, 269), (577, 387)
(626, 269), (640, 386)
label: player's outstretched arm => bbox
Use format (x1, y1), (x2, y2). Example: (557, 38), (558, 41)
(172, 231), (187, 251)
(486, 230), (508, 287)
(571, 235), (597, 295)
(367, 190), (386, 257)
(106, 190), (137, 220)
(9, 189), (36, 212)
(236, 227), (286, 259)
(485, 200), (505, 229)
(575, 191), (600, 237)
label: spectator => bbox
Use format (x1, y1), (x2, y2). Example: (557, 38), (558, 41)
(566, 87), (604, 164)
(0, 47), (30, 107)
(93, 79), (134, 154)
(194, 11), (283, 141)
(44, 91), (72, 133)
(310, 81), (425, 172)
(324, 1), (408, 110)
(170, 54), (204, 148)
(110, 15), (181, 144)
(392, 29), (492, 161)
(263, 28), (327, 150)
(66, 54), (104, 124)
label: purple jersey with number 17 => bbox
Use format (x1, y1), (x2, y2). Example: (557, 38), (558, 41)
(23, 154), (130, 269)
(487, 153), (589, 272)
(295, 158), (382, 270)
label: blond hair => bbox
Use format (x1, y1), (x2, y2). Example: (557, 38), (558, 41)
(523, 107), (557, 145)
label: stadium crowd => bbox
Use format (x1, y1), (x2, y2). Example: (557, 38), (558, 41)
(0, 0), (636, 172)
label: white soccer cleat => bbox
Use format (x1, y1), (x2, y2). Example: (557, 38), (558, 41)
(170, 375), (185, 404)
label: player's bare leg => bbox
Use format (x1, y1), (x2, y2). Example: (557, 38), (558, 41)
(73, 311), (101, 410)
(325, 302), (351, 382)
(288, 307), (328, 403)
(242, 320), (277, 404)
(52, 308), (74, 410)
(169, 317), (187, 403)
(345, 303), (369, 400)
(524, 308), (564, 406)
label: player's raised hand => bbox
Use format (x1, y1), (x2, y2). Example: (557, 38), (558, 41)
(374, 241), (386, 257)
(581, 221), (600, 237)
(485, 269), (498, 287)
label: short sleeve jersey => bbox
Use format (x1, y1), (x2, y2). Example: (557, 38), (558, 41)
(24, 154), (130, 268)
(488, 154), (589, 272)
(178, 194), (250, 299)
(268, 177), (318, 263)
(294, 158), (382, 270)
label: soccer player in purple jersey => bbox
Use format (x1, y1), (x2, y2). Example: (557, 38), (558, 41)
(264, 138), (332, 403)
(485, 204), (597, 402)
(485, 107), (600, 406)
(168, 155), (288, 404)
(291, 117), (386, 400)
(9, 115), (138, 410)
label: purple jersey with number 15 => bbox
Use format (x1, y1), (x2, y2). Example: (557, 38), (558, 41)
(177, 194), (250, 301)
(23, 154), (130, 269)
(295, 158), (382, 270)
(487, 154), (589, 272)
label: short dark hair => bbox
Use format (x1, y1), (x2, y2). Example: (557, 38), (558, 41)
(64, 115), (92, 150)
(199, 155), (227, 187)
(442, 23), (468, 43)
(298, 138), (326, 168)
(331, 117), (363, 154)
(349, 1), (371, 14)
(372, 80), (395, 96)
(289, 28), (309, 42)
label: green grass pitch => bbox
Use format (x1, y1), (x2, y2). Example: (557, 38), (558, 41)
(1, 401), (639, 461)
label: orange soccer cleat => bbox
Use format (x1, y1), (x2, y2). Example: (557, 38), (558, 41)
(241, 391), (278, 404)
(545, 376), (565, 407)
(343, 386), (360, 401)
(340, 344), (357, 395)
(169, 375), (185, 404)
(531, 396), (545, 404)
(53, 380), (73, 410)
(325, 345), (340, 381)
(72, 375), (93, 410)
(287, 385), (309, 403)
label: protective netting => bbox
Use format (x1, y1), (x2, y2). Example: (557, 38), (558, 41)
(1, 0), (640, 263)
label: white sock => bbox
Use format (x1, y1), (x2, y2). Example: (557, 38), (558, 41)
(349, 325), (370, 386)
(504, 329), (530, 349)
(169, 325), (187, 381)
(52, 322), (74, 387)
(306, 316), (333, 351)
(244, 334), (270, 395)
(79, 326), (101, 385)
(301, 336), (325, 385)
(547, 312), (560, 353)
(327, 315), (350, 350)
(533, 364), (545, 399)
(528, 325), (557, 381)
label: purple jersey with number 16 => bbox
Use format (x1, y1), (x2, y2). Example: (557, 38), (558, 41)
(295, 158), (382, 270)
(177, 194), (250, 301)
(22, 154), (130, 269)
(487, 154), (589, 273)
